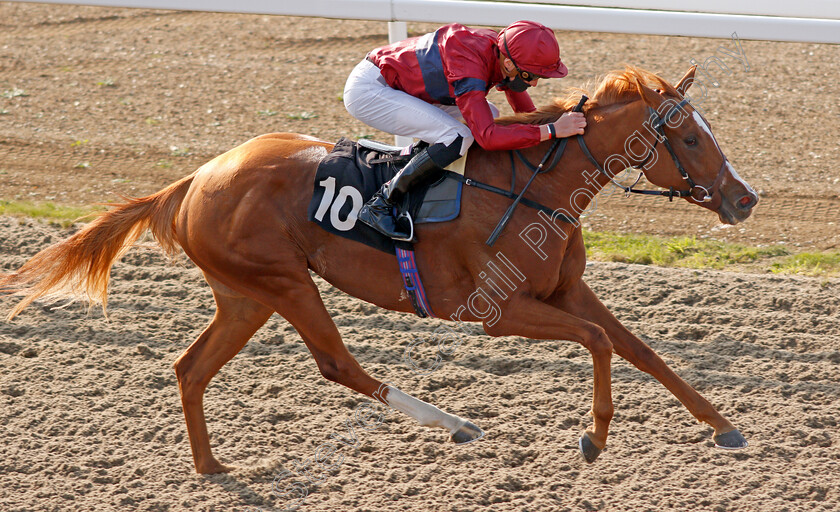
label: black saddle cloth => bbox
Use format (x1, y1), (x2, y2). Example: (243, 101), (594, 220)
(307, 137), (462, 253)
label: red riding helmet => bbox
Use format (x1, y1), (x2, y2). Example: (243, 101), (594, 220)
(498, 20), (568, 78)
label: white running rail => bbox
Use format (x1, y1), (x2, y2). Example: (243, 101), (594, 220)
(8, 0), (840, 43)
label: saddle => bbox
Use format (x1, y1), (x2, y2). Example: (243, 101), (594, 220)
(308, 137), (464, 253)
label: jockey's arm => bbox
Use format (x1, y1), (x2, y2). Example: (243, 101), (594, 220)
(455, 89), (542, 151)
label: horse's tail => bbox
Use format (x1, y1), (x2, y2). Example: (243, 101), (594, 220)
(0, 172), (197, 320)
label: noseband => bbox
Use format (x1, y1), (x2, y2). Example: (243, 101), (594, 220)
(577, 97), (726, 203)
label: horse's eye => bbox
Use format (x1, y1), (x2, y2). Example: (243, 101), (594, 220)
(684, 136), (697, 146)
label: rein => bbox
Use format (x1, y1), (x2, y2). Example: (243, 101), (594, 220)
(485, 95), (589, 246)
(447, 171), (577, 224)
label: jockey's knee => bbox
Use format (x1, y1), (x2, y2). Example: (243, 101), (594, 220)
(343, 60), (379, 117)
(428, 134), (472, 168)
(343, 88), (363, 118)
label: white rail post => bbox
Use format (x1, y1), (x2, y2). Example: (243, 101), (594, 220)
(387, 21), (415, 148)
(388, 20), (408, 41)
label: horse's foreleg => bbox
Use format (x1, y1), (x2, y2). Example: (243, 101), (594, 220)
(486, 294), (615, 462)
(551, 280), (747, 450)
(173, 278), (274, 474)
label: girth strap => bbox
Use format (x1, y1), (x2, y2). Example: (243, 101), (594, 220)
(395, 246), (436, 318)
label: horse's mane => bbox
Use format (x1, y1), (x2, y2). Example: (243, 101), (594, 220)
(497, 65), (679, 126)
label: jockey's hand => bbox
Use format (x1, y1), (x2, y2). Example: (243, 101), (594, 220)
(552, 111), (587, 137)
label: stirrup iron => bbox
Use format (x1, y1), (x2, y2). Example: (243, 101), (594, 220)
(392, 210), (415, 243)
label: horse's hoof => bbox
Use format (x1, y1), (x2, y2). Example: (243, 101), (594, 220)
(714, 429), (748, 450)
(450, 421), (484, 444)
(579, 432), (603, 463)
(197, 461), (235, 474)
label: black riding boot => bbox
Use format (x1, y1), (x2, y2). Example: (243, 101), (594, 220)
(357, 148), (442, 242)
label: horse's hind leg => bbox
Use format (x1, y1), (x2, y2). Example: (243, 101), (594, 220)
(174, 275), (273, 474)
(254, 263), (483, 443)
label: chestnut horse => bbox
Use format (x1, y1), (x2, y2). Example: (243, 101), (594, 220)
(1, 66), (756, 473)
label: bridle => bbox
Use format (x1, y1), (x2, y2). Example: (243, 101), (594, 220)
(576, 97), (727, 203)
(481, 95), (730, 246)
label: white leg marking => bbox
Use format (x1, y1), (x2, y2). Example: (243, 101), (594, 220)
(384, 386), (466, 434)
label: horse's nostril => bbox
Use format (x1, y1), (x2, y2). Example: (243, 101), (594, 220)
(737, 194), (757, 210)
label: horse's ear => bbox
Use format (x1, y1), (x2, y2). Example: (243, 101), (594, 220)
(675, 66), (697, 97)
(638, 80), (666, 109)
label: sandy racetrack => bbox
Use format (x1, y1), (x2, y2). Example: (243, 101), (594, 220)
(1, 216), (839, 511)
(1, 3), (840, 512)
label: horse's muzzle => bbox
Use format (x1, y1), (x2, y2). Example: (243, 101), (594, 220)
(717, 190), (758, 225)
(713, 161), (758, 225)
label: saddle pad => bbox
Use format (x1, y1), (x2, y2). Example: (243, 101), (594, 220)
(307, 137), (463, 253)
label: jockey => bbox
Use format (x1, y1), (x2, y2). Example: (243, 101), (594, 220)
(343, 20), (586, 242)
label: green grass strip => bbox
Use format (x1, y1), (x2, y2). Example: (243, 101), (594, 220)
(770, 252), (840, 277)
(584, 229), (839, 277)
(0, 200), (103, 227)
(584, 230), (790, 269)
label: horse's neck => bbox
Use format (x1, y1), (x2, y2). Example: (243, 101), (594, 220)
(528, 99), (646, 216)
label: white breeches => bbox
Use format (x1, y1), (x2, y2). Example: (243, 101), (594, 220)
(343, 58), (498, 156)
